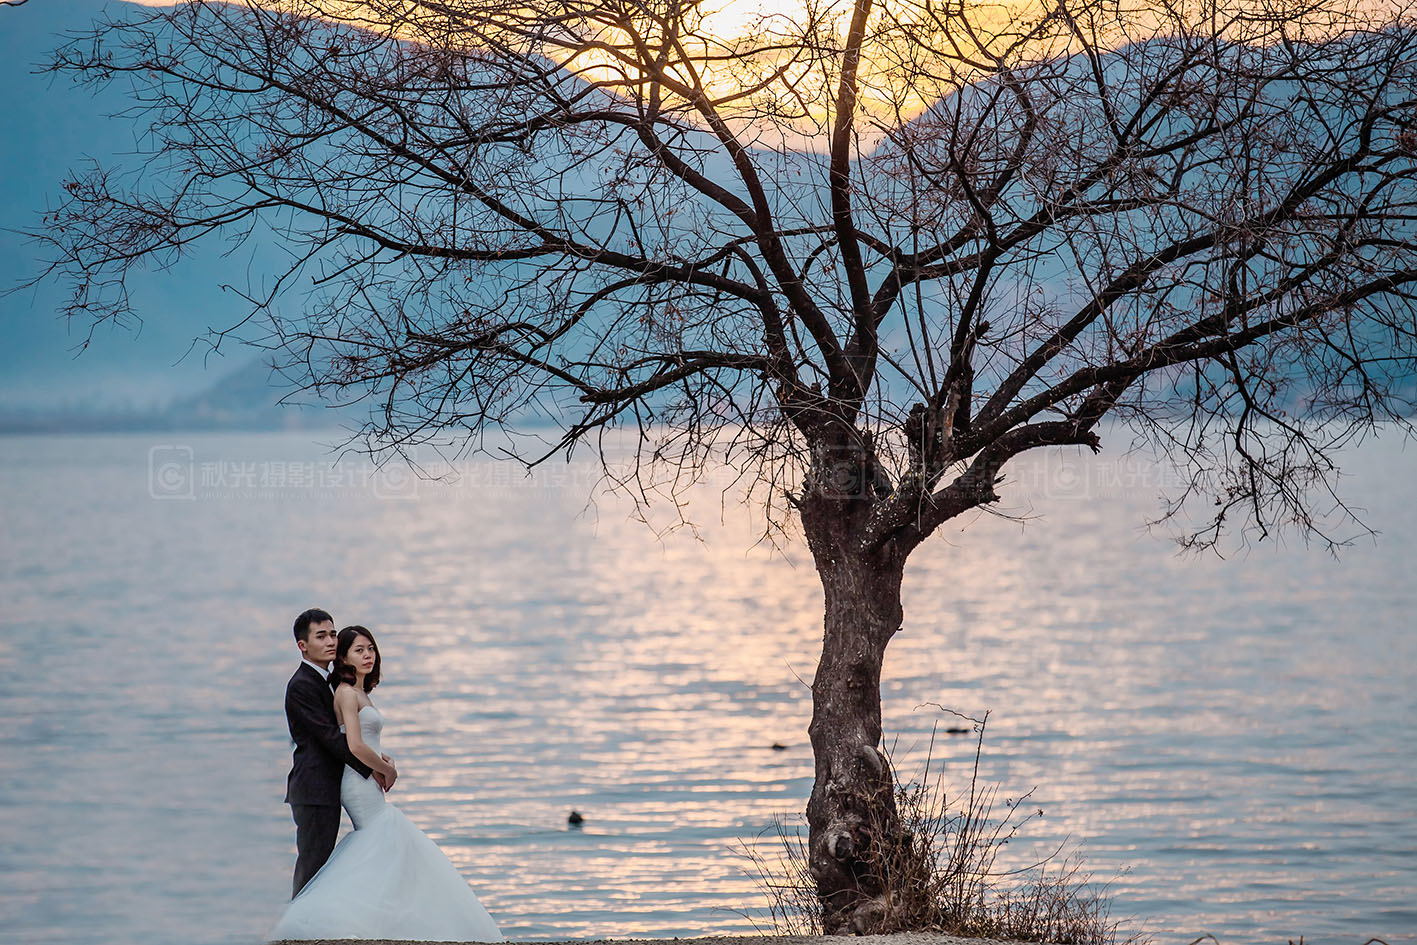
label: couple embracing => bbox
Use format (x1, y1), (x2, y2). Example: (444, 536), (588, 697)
(268, 608), (503, 942)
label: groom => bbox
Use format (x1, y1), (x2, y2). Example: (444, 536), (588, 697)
(284, 607), (397, 896)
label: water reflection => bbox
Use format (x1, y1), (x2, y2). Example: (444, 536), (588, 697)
(1, 428), (1414, 945)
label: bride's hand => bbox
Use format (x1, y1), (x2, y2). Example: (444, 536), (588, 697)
(377, 753), (397, 791)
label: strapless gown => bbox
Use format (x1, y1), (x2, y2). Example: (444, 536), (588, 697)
(267, 704), (503, 942)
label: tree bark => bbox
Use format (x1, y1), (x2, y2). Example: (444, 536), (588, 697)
(798, 477), (908, 934)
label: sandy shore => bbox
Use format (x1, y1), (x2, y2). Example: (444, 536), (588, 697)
(269, 935), (1049, 945)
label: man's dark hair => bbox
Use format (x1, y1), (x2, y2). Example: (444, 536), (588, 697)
(293, 607), (335, 642)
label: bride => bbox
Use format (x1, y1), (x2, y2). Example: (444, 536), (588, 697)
(268, 625), (504, 942)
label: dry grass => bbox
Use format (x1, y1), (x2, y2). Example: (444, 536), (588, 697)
(739, 712), (1145, 945)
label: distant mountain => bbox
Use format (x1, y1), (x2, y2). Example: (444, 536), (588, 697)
(0, 358), (354, 433)
(0, 355), (573, 434)
(5, 3), (1410, 434)
(162, 358), (361, 430)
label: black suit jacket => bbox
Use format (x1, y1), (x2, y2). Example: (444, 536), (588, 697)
(284, 661), (373, 806)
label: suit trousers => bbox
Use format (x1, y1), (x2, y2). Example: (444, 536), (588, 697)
(290, 803), (341, 897)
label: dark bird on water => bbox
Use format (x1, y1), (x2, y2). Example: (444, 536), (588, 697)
(945, 727), (970, 735)
(771, 743), (787, 751)
(567, 810), (584, 827)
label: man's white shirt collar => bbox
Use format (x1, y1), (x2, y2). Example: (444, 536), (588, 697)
(301, 657), (331, 679)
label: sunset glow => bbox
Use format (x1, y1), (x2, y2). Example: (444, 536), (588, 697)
(115, 0), (1413, 142)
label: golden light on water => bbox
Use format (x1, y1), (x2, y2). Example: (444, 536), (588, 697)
(2, 427), (1414, 942)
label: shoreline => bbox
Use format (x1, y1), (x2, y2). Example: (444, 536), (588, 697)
(270, 935), (1055, 945)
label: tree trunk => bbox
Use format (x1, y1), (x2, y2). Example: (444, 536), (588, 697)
(799, 485), (908, 934)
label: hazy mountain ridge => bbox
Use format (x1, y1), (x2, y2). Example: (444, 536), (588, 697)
(0, 358), (343, 433)
(0, 356), (574, 433)
(4, 1), (1412, 433)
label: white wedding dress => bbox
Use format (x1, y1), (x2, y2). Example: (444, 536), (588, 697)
(268, 704), (504, 942)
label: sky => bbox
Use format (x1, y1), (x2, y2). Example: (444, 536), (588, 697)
(0, 0), (267, 409)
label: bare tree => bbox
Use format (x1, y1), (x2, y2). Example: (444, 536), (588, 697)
(17, 0), (1417, 931)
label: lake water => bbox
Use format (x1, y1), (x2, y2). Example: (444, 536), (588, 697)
(1, 427), (1413, 945)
